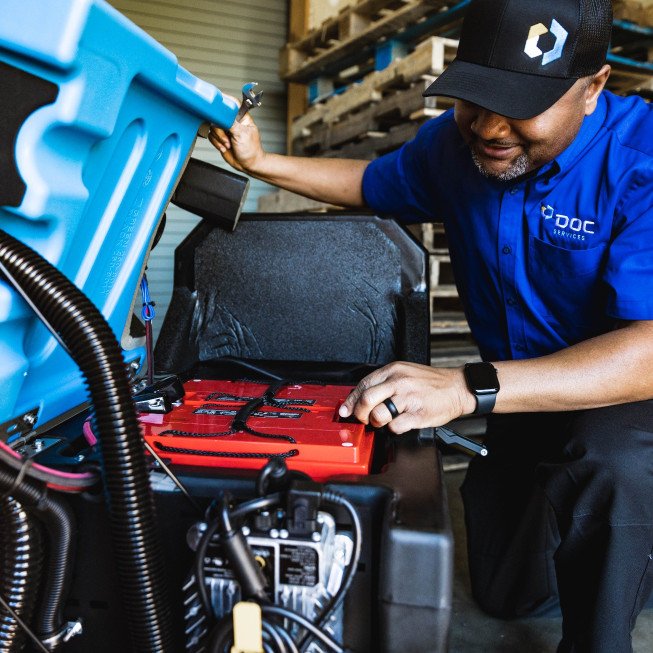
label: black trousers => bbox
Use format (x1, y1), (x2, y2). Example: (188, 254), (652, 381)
(460, 401), (653, 652)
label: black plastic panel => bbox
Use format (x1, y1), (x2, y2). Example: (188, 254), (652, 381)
(156, 213), (429, 374)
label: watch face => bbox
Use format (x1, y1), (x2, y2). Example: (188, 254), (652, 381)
(465, 363), (500, 394)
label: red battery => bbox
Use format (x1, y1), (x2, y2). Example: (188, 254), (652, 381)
(139, 379), (375, 481)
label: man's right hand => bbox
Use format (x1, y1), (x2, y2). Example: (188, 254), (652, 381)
(208, 94), (266, 175)
(207, 92), (369, 208)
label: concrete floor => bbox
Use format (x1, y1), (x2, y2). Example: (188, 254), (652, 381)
(444, 466), (653, 652)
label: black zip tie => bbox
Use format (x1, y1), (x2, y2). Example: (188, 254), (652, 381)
(154, 442), (299, 460)
(0, 457), (32, 501)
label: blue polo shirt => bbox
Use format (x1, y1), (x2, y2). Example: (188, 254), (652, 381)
(362, 92), (653, 362)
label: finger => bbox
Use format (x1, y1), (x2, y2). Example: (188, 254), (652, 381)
(339, 369), (390, 418)
(351, 381), (397, 425)
(209, 128), (231, 150)
(368, 400), (398, 428)
(385, 412), (414, 435)
(207, 134), (225, 153)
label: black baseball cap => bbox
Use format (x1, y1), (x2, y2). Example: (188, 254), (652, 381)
(424, 0), (612, 119)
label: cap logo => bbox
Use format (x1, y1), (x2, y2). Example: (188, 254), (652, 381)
(523, 19), (568, 65)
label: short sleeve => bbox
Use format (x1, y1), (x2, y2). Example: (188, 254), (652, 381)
(605, 170), (653, 320)
(361, 112), (454, 223)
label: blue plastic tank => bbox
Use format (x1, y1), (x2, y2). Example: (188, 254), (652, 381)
(0, 0), (238, 437)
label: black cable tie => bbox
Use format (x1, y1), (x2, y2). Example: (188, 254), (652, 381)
(0, 457), (33, 501)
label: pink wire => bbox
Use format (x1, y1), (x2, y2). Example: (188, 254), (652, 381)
(83, 419), (98, 446)
(0, 438), (96, 481)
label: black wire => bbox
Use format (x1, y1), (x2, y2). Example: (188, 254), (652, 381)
(230, 494), (282, 521)
(207, 614), (233, 653)
(316, 491), (362, 629)
(0, 448), (99, 491)
(263, 606), (343, 653)
(298, 490), (362, 652)
(0, 457), (31, 500)
(214, 357), (284, 381)
(275, 624), (300, 653)
(195, 494), (282, 627)
(197, 490), (351, 653)
(195, 517), (221, 618)
(262, 621), (288, 653)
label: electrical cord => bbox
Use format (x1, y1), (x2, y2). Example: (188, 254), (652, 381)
(262, 606), (343, 653)
(213, 357), (284, 381)
(0, 441), (99, 492)
(316, 491), (362, 627)
(262, 621), (288, 653)
(297, 489), (362, 652)
(140, 274), (156, 386)
(196, 488), (357, 653)
(194, 494), (283, 617)
(207, 606), (343, 653)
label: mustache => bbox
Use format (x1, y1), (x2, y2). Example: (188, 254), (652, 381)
(471, 137), (523, 148)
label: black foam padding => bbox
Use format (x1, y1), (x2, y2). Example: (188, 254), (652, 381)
(155, 214), (429, 374)
(171, 158), (250, 231)
(0, 61), (58, 208)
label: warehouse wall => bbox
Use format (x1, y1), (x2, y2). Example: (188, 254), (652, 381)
(108, 0), (288, 339)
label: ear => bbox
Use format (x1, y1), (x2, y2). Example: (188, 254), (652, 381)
(585, 65), (611, 115)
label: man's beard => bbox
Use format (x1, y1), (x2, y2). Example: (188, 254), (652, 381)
(471, 150), (530, 182)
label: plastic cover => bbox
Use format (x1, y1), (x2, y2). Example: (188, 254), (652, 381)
(0, 0), (237, 436)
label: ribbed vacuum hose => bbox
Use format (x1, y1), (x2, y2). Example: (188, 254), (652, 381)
(0, 497), (43, 653)
(30, 494), (75, 643)
(0, 229), (173, 652)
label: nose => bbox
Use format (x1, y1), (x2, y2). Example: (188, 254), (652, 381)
(471, 108), (511, 141)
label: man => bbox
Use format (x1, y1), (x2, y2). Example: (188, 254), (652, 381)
(210, 0), (653, 650)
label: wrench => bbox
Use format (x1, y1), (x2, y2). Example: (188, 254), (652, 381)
(235, 82), (263, 122)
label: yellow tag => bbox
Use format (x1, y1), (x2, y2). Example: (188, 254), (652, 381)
(231, 602), (264, 653)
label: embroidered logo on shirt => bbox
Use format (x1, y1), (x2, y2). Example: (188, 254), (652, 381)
(524, 20), (568, 66)
(541, 205), (595, 242)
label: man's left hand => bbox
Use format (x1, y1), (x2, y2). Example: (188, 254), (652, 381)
(338, 362), (475, 434)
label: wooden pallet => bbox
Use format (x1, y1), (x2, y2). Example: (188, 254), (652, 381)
(292, 78), (452, 155)
(613, 0), (653, 28)
(307, 119), (422, 160)
(607, 62), (653, 94)
(291, 36), (458, 141)
(281, 0), (452, 83)
(421, 222), (448, 253)
(430, 288), (469, 335)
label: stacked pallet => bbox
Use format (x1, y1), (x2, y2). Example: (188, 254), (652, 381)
(614, 0), (653, 27)
(281, 0), (452, 84)
(420, 223), (469, 337)
(290, 36), (457, 159)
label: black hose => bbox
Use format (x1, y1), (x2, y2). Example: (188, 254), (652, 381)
(0, 496), (43, 653)
(30, 493), (75, 641)
(0, 229), (173, 652)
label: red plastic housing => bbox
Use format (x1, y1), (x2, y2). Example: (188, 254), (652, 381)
(139, 380), (375, 481)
